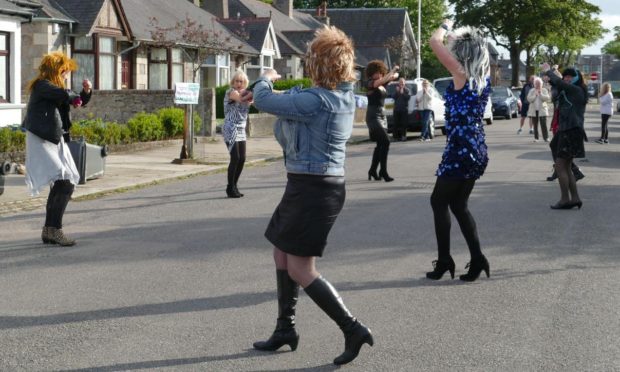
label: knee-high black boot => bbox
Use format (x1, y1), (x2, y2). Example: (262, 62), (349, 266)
(304, 276), (374, 365)
(253, 270), (300, 351)
(368, 146), (381, 180)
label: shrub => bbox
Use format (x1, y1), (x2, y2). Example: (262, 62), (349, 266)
(157, 107), (185, 138)
(126, 112), (164, 142)
(0, 127), (26, 153)
(215, 78), (313, 118)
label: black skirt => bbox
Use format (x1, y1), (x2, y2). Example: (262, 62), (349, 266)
(551, 127), (585, 159)
(265, 173), (346, 257)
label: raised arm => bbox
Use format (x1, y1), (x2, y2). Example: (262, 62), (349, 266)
(429, 19), (466, 88)
(369, 66), (400, 89)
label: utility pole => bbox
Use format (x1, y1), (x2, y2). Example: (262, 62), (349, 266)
(417, 0), (421, 80)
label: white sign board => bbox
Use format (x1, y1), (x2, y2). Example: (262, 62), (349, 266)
(174, 83), (200, 105)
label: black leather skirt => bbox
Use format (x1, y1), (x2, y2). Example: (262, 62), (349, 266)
(265, 173), (345, 257)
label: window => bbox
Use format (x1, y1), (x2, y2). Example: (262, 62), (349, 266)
(72, 36), (95, 89)
(0, 33), (9, 103)
(72, 35), (116, 90)
(149, 48), (168, 89)
(263, 55), (272, 68)
(171, 48), (184, 86)
(99, 36), (116, 89)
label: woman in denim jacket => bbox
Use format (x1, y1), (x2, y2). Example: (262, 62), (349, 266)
(246, 26), (374, 366)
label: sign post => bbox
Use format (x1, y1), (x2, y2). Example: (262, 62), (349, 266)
(173, 83), (200, 164)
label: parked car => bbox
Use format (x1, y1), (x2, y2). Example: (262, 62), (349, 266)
(384, 79), (446, 136)
(511, 86), (523, 112)
(491, 86), (519, 119)
(433, 77), (493, 125)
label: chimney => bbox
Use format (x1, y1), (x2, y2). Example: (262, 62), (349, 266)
(203, 0), (229, 19)
(273, 0), (293, 18)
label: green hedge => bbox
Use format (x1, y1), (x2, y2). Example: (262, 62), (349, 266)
(0, 127), (25, 154)
(215, 78), (313, 118)
(0, 107), (204, 152)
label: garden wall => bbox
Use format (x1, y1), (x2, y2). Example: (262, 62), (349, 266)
(71, 89), (217, 136)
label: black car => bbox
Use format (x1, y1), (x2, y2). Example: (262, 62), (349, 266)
(491, 86), (519, 119)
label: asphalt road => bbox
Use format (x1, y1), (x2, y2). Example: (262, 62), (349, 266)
(1, 111), (619, 371)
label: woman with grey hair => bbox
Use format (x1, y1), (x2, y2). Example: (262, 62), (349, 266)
(426, 19), (491, 282)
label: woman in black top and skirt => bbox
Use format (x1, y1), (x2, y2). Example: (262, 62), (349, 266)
(249, 26), (374, 366)
(365, 60), (400, 182)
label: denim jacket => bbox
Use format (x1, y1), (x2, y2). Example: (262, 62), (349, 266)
(252, 77), (355, 176)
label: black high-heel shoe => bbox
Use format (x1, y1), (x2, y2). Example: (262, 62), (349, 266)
(226, 185), (241, 198)
(378, 171), (394, 182)
(459, 255), (490, 282)
(426, 257), (455, 280)
(570, 200), (583, 209)
(550, 201), (573, 210)
(368, 170), (380, 181)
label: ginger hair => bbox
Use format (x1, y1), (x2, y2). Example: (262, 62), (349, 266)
(304, 26), (356, 90)
(27, 51), (77, 92)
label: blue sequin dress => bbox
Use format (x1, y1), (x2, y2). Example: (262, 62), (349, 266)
(436, 77), (491, 179)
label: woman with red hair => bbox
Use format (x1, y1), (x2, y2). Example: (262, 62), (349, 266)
(22, 51), (91, 246)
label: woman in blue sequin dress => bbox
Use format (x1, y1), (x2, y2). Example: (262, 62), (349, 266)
(426, 19), (491, 282)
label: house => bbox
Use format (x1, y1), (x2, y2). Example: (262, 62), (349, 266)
(496, 58), (526, 87)
(217, 16), (281, 82)
(206, 0), (322, 80)
(205, 1), (418, 80)
(299, 7), (418, 77)
(19, 0), (259, 92)
(0, 0), (32, 126)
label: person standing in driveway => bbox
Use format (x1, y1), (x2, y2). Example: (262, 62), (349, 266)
(247, 26), (374, 366)
(427, 20), (491, 282)
(22, 51), (90, 246)
(518, 76), (535, 134)
(417, 79), (434, 141)
(390, 78), (410, 141)
(527, 77), (551, 142)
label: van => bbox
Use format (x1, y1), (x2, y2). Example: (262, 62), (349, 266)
(384, 79), (446, 137)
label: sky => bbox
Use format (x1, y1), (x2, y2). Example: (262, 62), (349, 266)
(451, 0), (619, 58)
(581, 0), (619, 55)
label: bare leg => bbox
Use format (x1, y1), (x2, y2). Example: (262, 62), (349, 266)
(273, 247), (288, 270)
(286, 254), (319, 288)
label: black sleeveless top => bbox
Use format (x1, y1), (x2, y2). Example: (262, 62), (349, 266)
(366, 79), (387, 107)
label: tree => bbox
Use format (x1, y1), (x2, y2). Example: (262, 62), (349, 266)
(602, 26), (620, 58)
(149, 15), (246, 83)
(149, 15), (246, 158)
(449, 0), (604, 86)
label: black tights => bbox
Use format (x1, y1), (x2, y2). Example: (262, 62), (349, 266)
(430, 177), (482, 261)
(369, 129), (390, 175)
(45, 180), (74, 228)
(227, 141), (246, 186)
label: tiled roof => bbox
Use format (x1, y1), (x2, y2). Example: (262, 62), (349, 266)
(51, 0), (105, 34)
(119, 0), (257, 54)
(0, 0), (35, 17)
(218, 17), (270, 52)
(226, 0), (321, 56)
(300, 8), (407, 48)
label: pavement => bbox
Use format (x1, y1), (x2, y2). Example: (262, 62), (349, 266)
(0, 122), (371, 217)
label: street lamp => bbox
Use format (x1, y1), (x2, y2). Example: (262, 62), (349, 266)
(417, 0), (421, 80)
